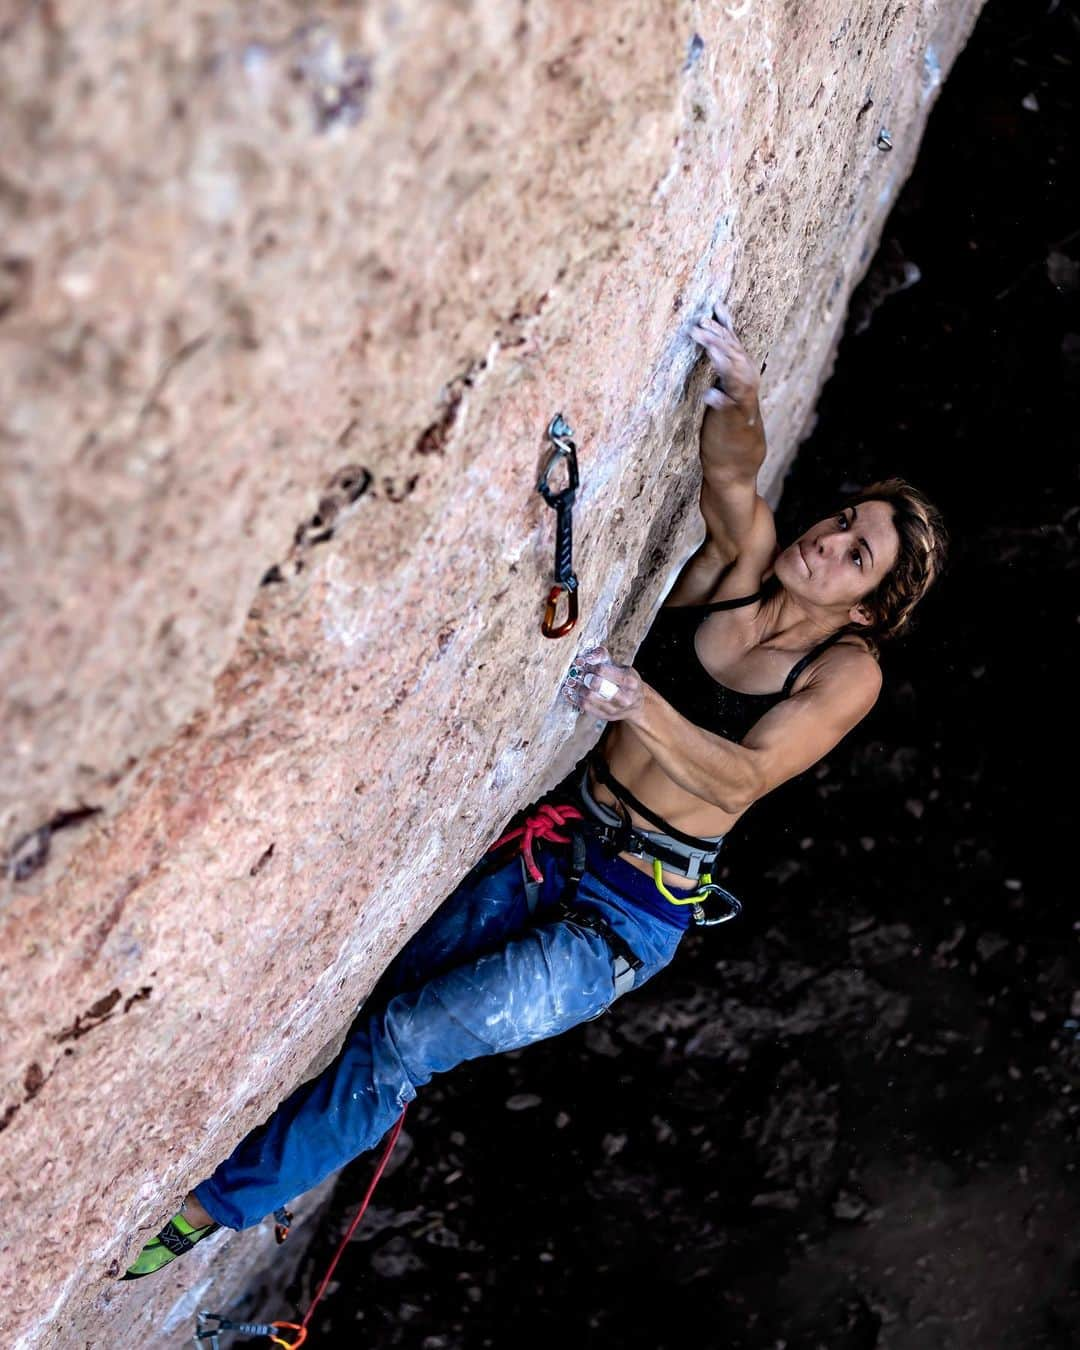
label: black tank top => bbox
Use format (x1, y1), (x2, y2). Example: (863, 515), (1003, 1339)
(634, 588), (846, 744)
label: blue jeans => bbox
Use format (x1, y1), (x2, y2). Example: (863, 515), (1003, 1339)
(195, 838), (687, 1230)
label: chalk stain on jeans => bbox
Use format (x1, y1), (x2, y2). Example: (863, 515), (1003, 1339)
(198, 848), (685, 1229)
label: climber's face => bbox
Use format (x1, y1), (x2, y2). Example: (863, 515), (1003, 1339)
(774, 500), (900, 621)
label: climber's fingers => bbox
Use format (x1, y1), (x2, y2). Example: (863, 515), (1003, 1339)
(566, 660), (644, 722)
(582, 665), (622, 700)
(699, 313), (737, 341)
(693, 320), (759, 407)
(692, 323), (736, 370)
(712, 301), (734, 329)
(573, 644), (612, 670)
(563, 645), (613, 708)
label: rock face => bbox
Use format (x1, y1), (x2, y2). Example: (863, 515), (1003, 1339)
(0, 2), (981, 1344)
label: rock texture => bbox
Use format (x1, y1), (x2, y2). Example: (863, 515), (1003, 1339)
(0, 2), (981, 1345)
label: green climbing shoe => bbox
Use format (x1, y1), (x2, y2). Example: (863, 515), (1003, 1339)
(121, 1211), (220, 1280)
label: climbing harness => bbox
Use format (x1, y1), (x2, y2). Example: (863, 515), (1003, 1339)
(191, 1114), (406, 1350)
(195, 1312), (306, 1349)
(582, 755), (721, 880)
(488, 762), (742, 932)
(580, 755), (744, 927)
(537, 414), (580, 638)
(487, 802), (643, 997)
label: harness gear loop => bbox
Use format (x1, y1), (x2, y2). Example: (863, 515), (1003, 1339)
(651, 858), (710, 905)
(195, 1312), (307, 1349)
(538, 414), (580, 639)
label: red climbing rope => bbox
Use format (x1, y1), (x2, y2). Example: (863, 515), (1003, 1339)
(297, 1109), (408, 1339)
(487, 803), (584, 883)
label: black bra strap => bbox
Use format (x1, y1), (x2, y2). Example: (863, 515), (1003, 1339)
(702, 590), (763, 612)
(701, 571), (781, 612)
(664, 569), (779, 615)
(781, 631), (846, 698)
(660, 590), (762, 617)
(588, 753), (723, 852)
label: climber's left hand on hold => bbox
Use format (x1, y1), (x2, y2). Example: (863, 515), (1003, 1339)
(563, 646), (644, 721)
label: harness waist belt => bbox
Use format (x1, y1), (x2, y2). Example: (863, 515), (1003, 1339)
(575, 762), (724, 884)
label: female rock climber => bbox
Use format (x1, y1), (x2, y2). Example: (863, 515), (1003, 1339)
(123, 307), (946, 1278)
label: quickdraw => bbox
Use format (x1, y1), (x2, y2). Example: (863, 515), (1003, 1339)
(537, 414), (580, 638)
(191, 1114), (406, 1350)
(195, 1312), (306, 1349)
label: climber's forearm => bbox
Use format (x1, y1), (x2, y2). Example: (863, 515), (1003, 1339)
(699, 401), (767, 484)
(693, 311), (767, 483)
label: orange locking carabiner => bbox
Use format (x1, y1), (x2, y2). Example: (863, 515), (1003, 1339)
(268, 1324), (307, 1349)
(542, 580), (579, 639)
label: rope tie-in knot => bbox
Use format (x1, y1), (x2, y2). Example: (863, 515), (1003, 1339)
(488, 803), (584, 883)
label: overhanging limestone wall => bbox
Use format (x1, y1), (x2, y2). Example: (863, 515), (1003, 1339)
(0, 2), (981, 1344)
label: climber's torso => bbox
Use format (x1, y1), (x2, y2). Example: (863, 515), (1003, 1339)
(595, 502), (875, 891)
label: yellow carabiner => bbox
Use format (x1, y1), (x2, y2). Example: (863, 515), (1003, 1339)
(652, 858), (711, 904)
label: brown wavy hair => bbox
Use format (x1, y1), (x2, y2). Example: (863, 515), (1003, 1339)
(844, 478), (948, 651)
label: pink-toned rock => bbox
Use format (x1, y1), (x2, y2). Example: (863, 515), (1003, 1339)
(0, 2), (981, 1344)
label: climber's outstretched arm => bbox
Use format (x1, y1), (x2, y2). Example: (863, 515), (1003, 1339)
(667, 308), (776, 605)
